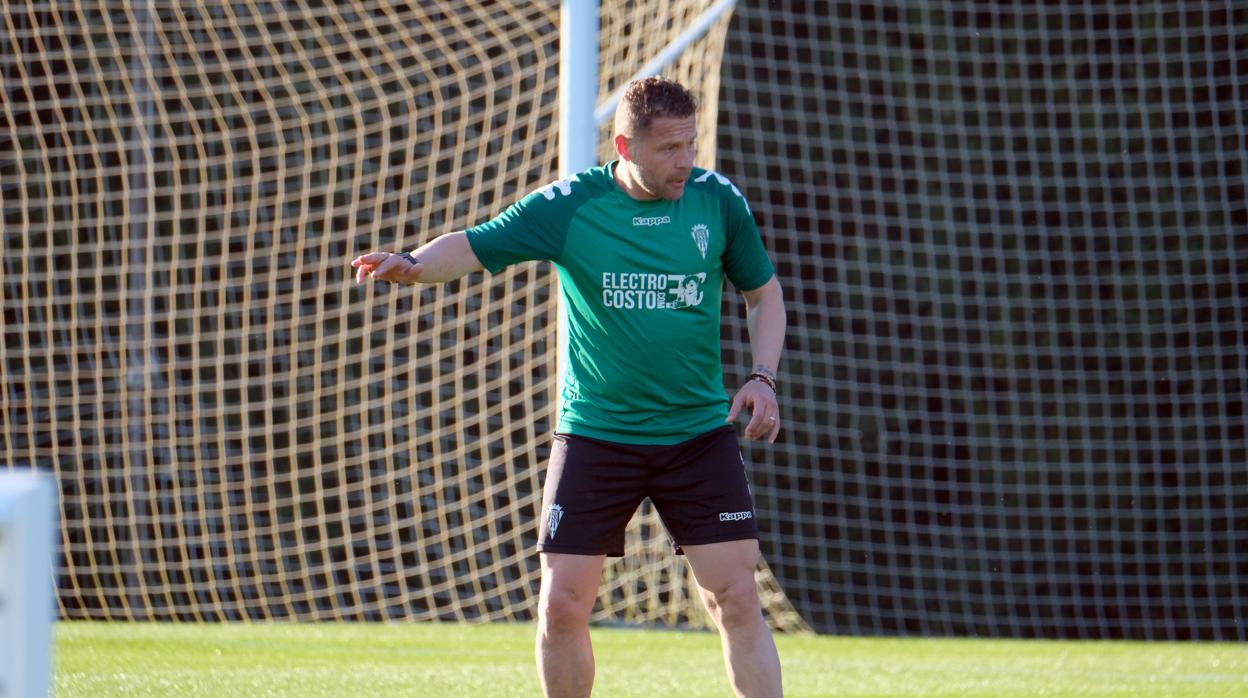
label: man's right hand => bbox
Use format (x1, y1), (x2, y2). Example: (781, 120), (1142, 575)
(350, 233), (484, 286)
(351, 252), (424, 285)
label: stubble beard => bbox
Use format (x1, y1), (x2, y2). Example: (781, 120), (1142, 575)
(638, 166), (685, 201)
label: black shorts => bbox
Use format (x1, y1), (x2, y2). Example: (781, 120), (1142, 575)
(537, 425), (759, 557)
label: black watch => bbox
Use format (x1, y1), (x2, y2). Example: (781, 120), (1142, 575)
(396, 251), (419, 265)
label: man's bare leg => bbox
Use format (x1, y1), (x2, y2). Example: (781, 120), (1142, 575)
(684, 540), (782, 698)
(536, 552), (606, 698)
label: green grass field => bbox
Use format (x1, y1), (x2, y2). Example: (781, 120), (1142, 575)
(54, 621), (1247, 697)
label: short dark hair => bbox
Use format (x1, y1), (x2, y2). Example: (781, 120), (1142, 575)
(618, 76), (697, 137)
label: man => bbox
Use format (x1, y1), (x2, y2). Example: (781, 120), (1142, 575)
(352, 76), (786, 698)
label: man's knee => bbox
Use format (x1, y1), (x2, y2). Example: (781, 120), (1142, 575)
(539, 584), (595, 633)
(700, 578), (764, 630)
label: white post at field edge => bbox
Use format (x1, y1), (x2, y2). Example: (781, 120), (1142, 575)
(0, 472), (56, 698)
(557, 1), (599, 412)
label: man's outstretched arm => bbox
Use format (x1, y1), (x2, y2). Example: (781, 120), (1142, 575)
(351, 232), (484, 285)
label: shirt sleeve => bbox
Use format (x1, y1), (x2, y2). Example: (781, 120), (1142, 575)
(719, 180), (776, 292)
(464, 190), (567, 274)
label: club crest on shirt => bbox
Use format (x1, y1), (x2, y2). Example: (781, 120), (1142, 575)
(690, 223), (709, 259)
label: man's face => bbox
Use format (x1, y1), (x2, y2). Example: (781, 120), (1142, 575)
(621, 116), (697, 201)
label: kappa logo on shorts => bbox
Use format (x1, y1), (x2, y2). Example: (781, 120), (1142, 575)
(718, 510), (754, 522)
(546, 504), (565, 539)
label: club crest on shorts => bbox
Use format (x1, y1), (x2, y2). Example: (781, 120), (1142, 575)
(546, 503), (565, 540)
(690, 223), (709, 259)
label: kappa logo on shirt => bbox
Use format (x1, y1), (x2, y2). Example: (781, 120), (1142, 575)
(633, 215), (671, 227)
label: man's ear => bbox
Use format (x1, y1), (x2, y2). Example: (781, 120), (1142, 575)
(614, 133), (632, 161)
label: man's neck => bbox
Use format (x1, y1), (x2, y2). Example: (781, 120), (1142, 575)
(612, 161), (657, 202)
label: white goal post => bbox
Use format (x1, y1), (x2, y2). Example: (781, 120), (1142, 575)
(0, 472), (56, 698)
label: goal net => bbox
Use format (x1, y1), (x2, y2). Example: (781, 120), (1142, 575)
(8, 0), (1241, 643)
(716, 2), (1245, 639)
(0, 1), (804, 631)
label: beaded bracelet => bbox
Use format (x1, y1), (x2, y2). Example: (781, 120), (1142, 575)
(748, 371), (776, 392)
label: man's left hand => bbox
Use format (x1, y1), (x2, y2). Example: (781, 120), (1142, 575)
(727, 379), (780, 443)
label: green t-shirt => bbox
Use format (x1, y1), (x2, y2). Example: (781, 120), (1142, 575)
(465, 162), (775, 445)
